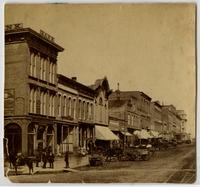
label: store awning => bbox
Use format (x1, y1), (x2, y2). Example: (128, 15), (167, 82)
(133, 129), (152, 139)
(120, 131), (133, 136)
(95, 126), (119, 141)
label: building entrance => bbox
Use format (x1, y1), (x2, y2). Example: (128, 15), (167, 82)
(5, 123), (22, 154)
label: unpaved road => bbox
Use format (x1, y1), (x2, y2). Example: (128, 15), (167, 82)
(8, 144), (196, 183)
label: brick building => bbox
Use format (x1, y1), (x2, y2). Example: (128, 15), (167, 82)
(4, 24), (117, 167)
(5, 24), (64, 155)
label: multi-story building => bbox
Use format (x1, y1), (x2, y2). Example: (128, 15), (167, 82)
(162, 105), (182, 138)
(129, 91), (152, 130)
(150, 101), (162, 133)
(176, 110), (187, 133)
(109, 90), (149, 146)
(4, 24), (117, 167)
(5, 23), (64, 155)
(89, 78), (119, 149)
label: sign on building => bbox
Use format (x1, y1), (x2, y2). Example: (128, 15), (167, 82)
(4, 89), (15, 116)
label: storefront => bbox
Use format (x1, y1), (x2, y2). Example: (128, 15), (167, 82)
(95, 125), (119, 150)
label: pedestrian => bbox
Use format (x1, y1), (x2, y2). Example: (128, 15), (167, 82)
(26, 158), (34, 175)
(48, 151), (55, 169)
(35, 150), (41, 167)
(9, 152), (18, 175)
(42, 151), (47, 169)
(64, 151), (69, 168)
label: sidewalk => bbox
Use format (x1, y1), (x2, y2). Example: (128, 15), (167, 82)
(6, 157), (79, 176)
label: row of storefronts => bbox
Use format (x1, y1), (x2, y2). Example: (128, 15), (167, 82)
(4, 24), (119, 167)
(108, 89), (188, 147)
(4, 24), (188, 168)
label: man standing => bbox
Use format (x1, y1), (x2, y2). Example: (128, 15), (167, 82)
(64, 151), (69, 168)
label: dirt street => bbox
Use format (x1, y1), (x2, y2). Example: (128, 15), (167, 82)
(7, 144), (196, 183)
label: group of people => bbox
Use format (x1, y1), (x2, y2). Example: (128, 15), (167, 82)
(8, 147), (70, 175)
(35, 147), (55, 169)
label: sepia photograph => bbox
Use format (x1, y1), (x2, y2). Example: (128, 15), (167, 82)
(3, 3), (196, 183)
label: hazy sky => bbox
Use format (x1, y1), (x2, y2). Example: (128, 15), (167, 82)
(5, 3), (196, 136)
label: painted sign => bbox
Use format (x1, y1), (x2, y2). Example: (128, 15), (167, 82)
(4, 89), (15, 116)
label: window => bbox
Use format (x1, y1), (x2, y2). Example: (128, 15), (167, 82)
(78, 100), (81, 119)
(99, 98), (103, 122)
(30, 53), (34, 76)
(131, 116), (134, 125)
(33, 54), (37, 77)
(40, 57), (43, 80)
(43, 92), (46, 115)
(49, 62), (52, 83)
(43, 58), (46, 81)
(49, 95), (52, 116)
(40, 91), (43, 115)
(73, 99), (76, 119)
(82, 101), (85, 119)
(68, 97), (72, 116)
(85, 102), (89, 120)
(29, 88), (34, 113)
(128, 114), (131, 125)
(88, 103), (91, 119)
(52, 95), (55, 116)
(91, 103), (94, 120)
(63, 96), (66, 117)
(52, 63), (55, 84)
(58, 94), (61, 117)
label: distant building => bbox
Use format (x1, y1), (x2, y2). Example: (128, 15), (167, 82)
(162, 105), (182, 138)
(176, 110), (187, 133)
(150, 101), (162, 132)
(108, 90), (151, 146)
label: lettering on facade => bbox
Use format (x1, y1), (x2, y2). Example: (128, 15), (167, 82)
(4, 89), (15, 116)
(5, 23), (23, 31)
(40, 30), (55, 42)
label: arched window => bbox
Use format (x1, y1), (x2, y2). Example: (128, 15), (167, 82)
(49, 62), (52, 83)
(30, 53), (34, 76)
(52, 95), (55, 116)
(40, 57), (43, 80)
(99, 98), (103, 122)
(33, 89), (37, 113)
(40, 91), (43, 115)
(33, 54), (37, 77)
(29, 88), (33, 113)
(58, 94), (61, 117)
(63, 96), (66, 116)
(43, 92), (46, 115)
(43, 59), (46, 81)
(68, 97), (72, 116)
(78, 99), (81, 119)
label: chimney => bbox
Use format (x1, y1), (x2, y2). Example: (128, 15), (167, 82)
(71, 77), (77, 81)
(116, 82), (120, 100)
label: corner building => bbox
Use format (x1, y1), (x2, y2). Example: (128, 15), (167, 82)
(4, 24), (64, 155)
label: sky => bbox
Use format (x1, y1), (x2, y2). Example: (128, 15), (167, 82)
(5, 3), (196, 137)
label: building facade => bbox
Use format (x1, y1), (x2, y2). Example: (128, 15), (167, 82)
(5, 24), (64, 156)
(161, 105), (182, 138)
(150, 101), (162, 132)
(4, 24), (116, 167)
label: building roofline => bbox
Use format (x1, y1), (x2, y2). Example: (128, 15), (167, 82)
(57, 74), (95, 94)
(5, 27), (64, 52)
